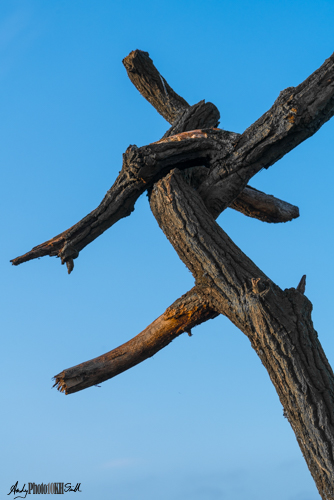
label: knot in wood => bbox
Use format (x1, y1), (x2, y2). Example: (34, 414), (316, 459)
(123, 144), (147, 177)
(59, 242), (79, 264)
(123, 144), (138, 162)
(249, 277), (270, 297)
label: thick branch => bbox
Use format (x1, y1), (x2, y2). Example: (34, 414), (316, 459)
(199, 52), (334, 217)
(16, 43), (322, 268)
(11, 128), (299, 268)
(54, 287), (217, 394)
(11, 130), (225, 268)
(122, 48), (303, 221)
(162, 100), (220, 136)
(123, 49), (189, 123)
(150, 169), (334, 499)
(51, 182), (298, 393)
(25, 48), (334, 499)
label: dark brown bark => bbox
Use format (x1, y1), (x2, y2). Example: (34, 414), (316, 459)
(51, 51), (332, 414)
(126, 49), (334, 497)
(230, 185), (299, 223)
(51, 164), (298, 394)
(162, 100), (220, 135)
(149, 169), (334, 498)
(199, 52), (334, 217)
(11, 128), (299, 270)
(123, 48), (301, 221)
(122, 49), (189, 123)
(10, 53), (300, 270)
(11, 130), (224, 269)
(52, 183), (298, 394)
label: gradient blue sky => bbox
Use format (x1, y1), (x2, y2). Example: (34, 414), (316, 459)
(1, 1), (334, 499)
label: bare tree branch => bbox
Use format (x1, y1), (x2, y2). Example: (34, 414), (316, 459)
(53, 287), (217, 394)
(123, 48), (301, 220)
(51, 150), (298, 393)
(19, 49), (334, 401)
(14, 48), (334, 499)
(162, 100), (220, 135)
(11, 126), (299, 269)
(10, 129), (230, 269)
(230, 185), (299, 222)
(13, 46), (310, 269)
(122, 49), (189, 123)
(199, 52), (334, 217)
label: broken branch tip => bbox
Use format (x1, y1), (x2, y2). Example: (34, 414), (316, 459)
(296, 274), (306, 294)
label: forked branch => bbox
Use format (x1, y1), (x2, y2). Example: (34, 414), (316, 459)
(50, 50), (334, 396)
(11, 128), (298, 269)
(11, 52), (302, 270)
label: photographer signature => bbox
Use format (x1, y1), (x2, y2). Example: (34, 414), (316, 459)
(7, 482), (28, 499)
(7, 481), (81, 498)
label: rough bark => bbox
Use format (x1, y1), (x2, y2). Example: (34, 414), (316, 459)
(11, 129), (297, 270)
(52, 183), (298, 394)
(127, 49), (334, 497)
(122, 49), (189, 123)
(150, 169), (334, 498)
(54, 287), (217, 394)
(11, 52), (300, 270)
(123, 48), (301, 221)
(11, 129), (225, 270)
(162, 100), (220, 136)
(51, 50), (333, 405)
(230, 185), (299, 223)
(12, 48), (334, 498)
(199, 52), (334, 217)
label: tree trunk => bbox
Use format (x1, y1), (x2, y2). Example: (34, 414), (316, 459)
(150, 169), (334, 497)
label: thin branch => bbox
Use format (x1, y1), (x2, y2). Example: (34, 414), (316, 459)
(54, 287), (217, 394)
(297, 274), (307, 294)
(230, 186), (299, 223)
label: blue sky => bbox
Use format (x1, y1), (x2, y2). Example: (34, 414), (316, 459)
(1, 1), (334, 499)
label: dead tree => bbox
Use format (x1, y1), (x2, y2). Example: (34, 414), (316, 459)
(11, 50), (334, 498)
